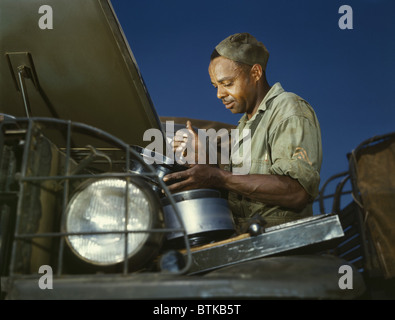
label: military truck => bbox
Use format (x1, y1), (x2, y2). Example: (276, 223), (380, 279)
(1, 0), (394, 300)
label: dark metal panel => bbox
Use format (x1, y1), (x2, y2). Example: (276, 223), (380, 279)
(0, 0), (163, 147)
(184, 214), (344, 275)
(5, 255), (365, 300)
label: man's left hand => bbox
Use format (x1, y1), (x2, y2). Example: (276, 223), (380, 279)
(163, 164), (224, 192)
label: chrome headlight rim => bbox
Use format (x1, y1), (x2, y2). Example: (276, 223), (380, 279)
(63, 176), (164, 268)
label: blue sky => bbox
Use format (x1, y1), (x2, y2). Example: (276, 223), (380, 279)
(111, 0), (395, 212)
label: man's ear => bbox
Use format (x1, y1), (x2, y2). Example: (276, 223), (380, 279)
(250, 64), (263, 82)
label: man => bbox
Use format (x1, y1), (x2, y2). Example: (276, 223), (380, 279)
(164, 33), (322, 229)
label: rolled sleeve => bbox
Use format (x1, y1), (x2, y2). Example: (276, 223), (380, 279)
(269, 115), (322, 199)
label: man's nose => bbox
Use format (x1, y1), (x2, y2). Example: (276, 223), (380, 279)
(217, 86), (227, 100)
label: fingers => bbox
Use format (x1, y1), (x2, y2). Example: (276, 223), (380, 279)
(165, 179), (192, 192)
(163, 164), (196, 184)
(172, 140), (186, 152)
(187, 121), (198, 139)
(168, 120), (200, 165)
(172, 134), (188, 145)
(186, 120), (193, 133)
(171, 132), (187, 158)
(171, 121), (199, 162)
(163, 170), (191, 192)
(172, 124), (191, 151)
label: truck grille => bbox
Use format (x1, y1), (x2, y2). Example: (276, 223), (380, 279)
(1, 117), (192, 279)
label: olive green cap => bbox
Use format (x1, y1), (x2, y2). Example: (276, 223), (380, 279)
(215, 33), (269, 70)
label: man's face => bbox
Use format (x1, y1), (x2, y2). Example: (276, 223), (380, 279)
(209, 56), (256, 115)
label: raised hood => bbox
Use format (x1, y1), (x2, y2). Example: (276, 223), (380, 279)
(0, 0), (163, 147)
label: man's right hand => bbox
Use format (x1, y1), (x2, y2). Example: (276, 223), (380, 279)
(171, 120), (203, 164)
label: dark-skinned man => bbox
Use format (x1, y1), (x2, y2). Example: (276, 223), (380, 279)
(164, 33), (322, 229)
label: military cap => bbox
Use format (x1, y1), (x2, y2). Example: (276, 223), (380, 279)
(215, 33), (269, 70)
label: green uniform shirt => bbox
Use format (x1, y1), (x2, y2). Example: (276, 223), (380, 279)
(227, 82), (322, 228)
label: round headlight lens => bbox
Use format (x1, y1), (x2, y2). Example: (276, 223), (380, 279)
(65, 178), (161, 266)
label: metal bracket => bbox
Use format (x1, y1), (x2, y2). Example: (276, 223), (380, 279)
(5, 52), (40, 118)
(16, 65), (33, 118)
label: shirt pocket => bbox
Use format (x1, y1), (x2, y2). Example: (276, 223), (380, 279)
(250, 157), (272, 175)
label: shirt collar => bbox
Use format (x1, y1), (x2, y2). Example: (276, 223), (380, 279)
(238, 82), (285, 124)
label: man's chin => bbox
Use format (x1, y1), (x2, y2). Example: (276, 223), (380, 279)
(229, 107), (242, 114)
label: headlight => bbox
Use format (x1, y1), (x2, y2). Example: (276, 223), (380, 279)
(64, 178), (163, 269)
